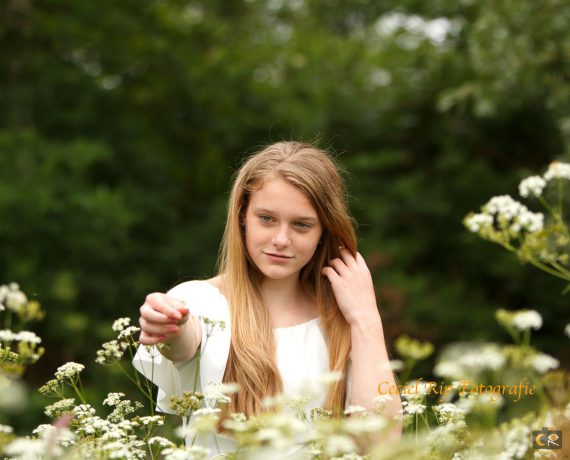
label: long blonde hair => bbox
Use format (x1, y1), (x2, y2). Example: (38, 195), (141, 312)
(216, 141), (357, 417)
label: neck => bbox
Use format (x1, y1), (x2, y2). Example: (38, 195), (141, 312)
(260, 276), (306, 314)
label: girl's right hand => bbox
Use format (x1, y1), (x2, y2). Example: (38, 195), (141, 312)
(138, 293), (190, 345)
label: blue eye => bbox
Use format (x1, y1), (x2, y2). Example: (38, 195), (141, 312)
(295, 222), (311, 229)
(259, 215), (272, 223)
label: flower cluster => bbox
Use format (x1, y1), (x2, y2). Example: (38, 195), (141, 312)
(434, 343), (506, 381)
(55, 362), (85, 381)
(466, 160), (570, 277)
(465, 194), (544, 237)
(95, 317), (139, 366)
(395, 335), (434, 361)
(0, 283), (45, 322)
(496, 308), (543, 332)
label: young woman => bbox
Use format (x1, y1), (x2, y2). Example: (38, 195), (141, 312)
(133, 141), (402, 453)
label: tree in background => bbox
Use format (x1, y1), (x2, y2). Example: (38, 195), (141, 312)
(0, 0), (568, 431)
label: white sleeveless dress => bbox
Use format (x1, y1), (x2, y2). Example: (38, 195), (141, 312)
(132, 280), (351, 457)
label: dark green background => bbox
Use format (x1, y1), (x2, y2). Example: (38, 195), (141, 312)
(1, 0), (568, 432)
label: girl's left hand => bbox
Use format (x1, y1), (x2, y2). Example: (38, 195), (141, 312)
(321, 248), (380, 326)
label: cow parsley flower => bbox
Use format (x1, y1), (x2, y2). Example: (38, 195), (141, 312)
(0, 424), (13, 433)
(433, 403), (466, 425)
(511, 310), (542, 331)
(519, 175), (546, 198)
(103, 392), (126, 407)
(565, 324), (570, 339)
(401, 401), (426, 414)
(148, 436), (173, 448)
(0, 329), (17, 342)
(118, 326), (141, 340)
(5, 290), (27, 314)
(14, 331), (42, 344)
(464, 213), (494, 232)
(527, 353), (559, 374)
(112, 317), (131, 332)
(344, 405), (367, 415)
(55, 362), (85, 381)
(96, 340), (126, 364)
(44, 398), (76, 418)
(544, 161), (570, 181)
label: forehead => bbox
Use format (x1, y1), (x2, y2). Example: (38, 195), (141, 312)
(247, 177), (317, 217)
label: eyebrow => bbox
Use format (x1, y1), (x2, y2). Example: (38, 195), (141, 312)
(253, 207), (319, 222)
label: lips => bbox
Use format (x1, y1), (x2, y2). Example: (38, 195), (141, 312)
(265, 252), (293, 259)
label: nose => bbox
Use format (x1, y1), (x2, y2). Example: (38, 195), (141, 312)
(272, 224), (290, 248)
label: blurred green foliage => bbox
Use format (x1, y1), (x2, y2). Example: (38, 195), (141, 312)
(1, 0), (568, 432)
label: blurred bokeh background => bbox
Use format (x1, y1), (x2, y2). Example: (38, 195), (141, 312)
(1, 0), (568, 433)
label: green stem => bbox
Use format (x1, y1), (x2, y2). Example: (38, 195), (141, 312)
(522, 329), (531, 348)
(70, 380), (87, 405)
(526, 258), (570, 282)
(551, 260), (570, 278)
(538, 196), (556, 217)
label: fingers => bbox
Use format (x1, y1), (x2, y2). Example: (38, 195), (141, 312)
(338, 247), (357, 267)
(143, 293), (185, 321)
(328, 257), (349, 275)
(321, 266), (340, 284)
(140, 317), (180, 336)
(139, 293), (189, 343)
(139, 330), (166, 346)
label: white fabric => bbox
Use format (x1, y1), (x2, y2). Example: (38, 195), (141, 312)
(132, 280), (352, 456)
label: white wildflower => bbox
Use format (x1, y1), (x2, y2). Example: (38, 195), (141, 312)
(401, 400), (426, 414)
(512, 310), (542, 331)
(112, 317), (131, 332)
(73, 404), (97, 419)
(0, 329), (17, 342)
(14, 331), (42, 344)
(117, 325), (140, 340)
(389, 359), (404, 371)
(344, 405), (367, 415)
(139, 415), (164, 426)
(502, 423), (532, 459)
(534, 449), (558, 458)
(517, 210), (544, 233)
(465, 213), (493, 232)
(519, 175), (546, 198)
(148, 436), (173, 448)
(483, 195), (544, 233)
(55, 362), (85, 381)
(0, 424), (14, 433)
(433, 361), (465, 380)
(343, 415), (386, 434)
(565, 323), (570, 339)
(325, 434), (357, 457)
(45, 398), (76, 417)
(544, 161), (570, 181)
(528, 353), (559, 373)
(96, 340), (125, 364)
(5, 290), (27, 313)
(162, 445), (209, 460)
(32, 424), (54, 435)
(373, 394), (394, 406)
(103, 392), (125, 406)
(433, 403), (466, 424)
(4, 438), (46, 459)
(203, 381), (239, 407)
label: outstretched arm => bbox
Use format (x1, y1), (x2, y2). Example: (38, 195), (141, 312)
(322, 248), (403, 442)
(138, 292), (202, 364)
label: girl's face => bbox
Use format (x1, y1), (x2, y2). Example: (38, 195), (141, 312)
(244, 177), (323, 283)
